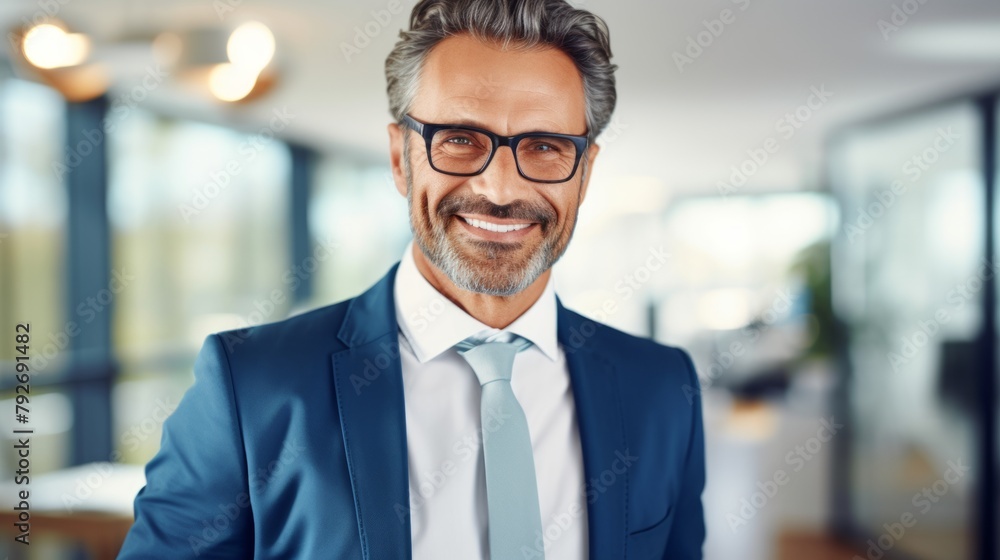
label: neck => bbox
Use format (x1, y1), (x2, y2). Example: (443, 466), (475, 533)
(411, 242), (549, 329)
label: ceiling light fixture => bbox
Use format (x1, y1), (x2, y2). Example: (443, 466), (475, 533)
(22, 22), (91, 69)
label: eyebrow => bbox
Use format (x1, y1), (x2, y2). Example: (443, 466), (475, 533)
(447, 116), (492, 129)
(441, 117), (585, 136)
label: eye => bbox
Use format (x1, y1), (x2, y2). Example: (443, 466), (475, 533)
(524, 139), (564, 153)
(439, 132), (487, 149)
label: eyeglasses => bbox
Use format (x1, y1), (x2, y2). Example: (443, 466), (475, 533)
(401, 113), (589, 184)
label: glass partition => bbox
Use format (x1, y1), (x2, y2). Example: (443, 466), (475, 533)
(831, 102), (983, 560)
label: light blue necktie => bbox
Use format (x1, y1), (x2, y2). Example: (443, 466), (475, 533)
(456, 332), (545, 560)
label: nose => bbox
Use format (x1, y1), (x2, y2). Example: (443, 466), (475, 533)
(467, 145), (530, 206)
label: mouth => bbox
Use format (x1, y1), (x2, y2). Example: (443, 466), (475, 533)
(453, 214), (539, 242)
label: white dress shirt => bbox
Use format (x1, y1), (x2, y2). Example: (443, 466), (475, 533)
(394, 240), (588, 560)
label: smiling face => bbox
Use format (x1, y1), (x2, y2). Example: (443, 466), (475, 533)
(388, 33), (599, 297)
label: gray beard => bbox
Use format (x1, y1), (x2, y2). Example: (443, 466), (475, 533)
(404, 163), (563, 297)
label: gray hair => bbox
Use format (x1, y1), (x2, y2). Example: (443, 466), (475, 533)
(385, 0), (617, 143)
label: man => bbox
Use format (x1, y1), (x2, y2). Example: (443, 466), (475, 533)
(119, 0), (705, 558)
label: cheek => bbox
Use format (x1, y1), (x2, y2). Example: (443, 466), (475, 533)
(414, 175), (462, 220)
(549, 193), (578, 225)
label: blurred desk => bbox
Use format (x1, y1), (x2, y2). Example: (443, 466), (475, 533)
(0, 462), (143, 560)
(778, 530), (865, 559)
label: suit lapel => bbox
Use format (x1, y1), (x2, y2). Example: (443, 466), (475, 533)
(558, 297), (629, 558)
(331, 263), (412, 560)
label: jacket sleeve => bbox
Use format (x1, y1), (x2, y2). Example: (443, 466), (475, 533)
(118, 334), (253, 559)
(662, 348), (707, 559)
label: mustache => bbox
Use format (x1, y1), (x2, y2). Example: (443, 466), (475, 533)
(437, 194), (556, 228)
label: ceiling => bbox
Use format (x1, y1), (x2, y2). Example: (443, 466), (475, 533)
(3, 0), (1000, 202)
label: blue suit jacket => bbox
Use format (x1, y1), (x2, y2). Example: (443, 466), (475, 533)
(119, 262), (706, 559)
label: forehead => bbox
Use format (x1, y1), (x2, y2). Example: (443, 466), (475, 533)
(411, 33), (588, 134)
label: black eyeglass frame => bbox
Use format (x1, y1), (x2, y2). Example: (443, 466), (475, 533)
(401, 113), (590, 184)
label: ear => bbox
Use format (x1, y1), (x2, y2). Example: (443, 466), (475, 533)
(387, 122), (408, 198)
(578, 142), (600, 205)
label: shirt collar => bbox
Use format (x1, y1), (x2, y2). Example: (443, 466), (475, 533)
(393, 239), (560, 363)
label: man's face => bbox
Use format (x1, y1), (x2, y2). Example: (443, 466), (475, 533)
(388, 33), (599, 297)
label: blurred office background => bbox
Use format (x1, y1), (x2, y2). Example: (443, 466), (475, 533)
(0, 0), (998, 558)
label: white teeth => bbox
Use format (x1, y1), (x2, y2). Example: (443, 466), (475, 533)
(462, 217), (532, 233)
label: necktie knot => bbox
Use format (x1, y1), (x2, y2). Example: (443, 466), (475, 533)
(455, 333), (532, 387)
